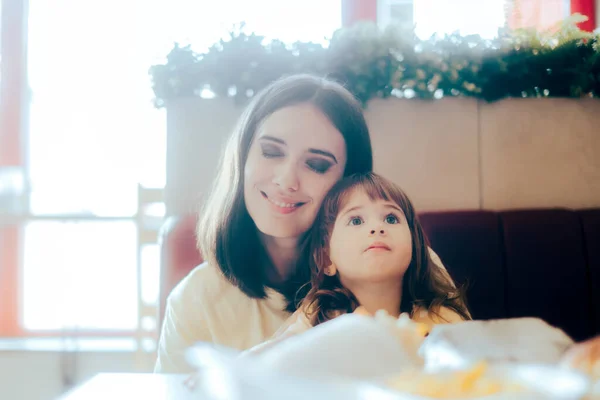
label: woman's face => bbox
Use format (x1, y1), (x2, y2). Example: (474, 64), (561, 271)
(244, 103), (347, 240)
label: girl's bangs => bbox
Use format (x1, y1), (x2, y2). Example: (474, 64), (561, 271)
(331, 174), (408, 218)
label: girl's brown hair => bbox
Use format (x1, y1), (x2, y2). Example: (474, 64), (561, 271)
(302, 172), (471, 325)
(197, 74), (373, 311)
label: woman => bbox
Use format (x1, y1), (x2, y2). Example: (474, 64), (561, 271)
(155, 74), (457, 373)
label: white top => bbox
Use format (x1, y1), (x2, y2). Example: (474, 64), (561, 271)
(155, 249), (458, 373)
(155, 262), (290, 373)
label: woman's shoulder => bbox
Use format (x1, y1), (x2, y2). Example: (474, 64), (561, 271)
(167, 261), (242, 310)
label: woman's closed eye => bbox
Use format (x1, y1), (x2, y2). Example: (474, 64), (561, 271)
(306, 158), (333, 174)
(261, 144), (284, 158)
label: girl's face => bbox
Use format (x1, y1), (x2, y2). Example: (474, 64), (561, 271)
(328, 188), (413, 286)
(244, 103), (347, 240)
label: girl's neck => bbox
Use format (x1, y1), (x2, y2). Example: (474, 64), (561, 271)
(344, 278), (403, 317)
(260, 234), (300, 286)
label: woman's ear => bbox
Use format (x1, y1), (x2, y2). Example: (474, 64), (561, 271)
(324, 263), (337, 276)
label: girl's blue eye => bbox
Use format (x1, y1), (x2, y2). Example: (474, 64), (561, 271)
(349, 217), (363, 226)
(385, 214), (399, 224)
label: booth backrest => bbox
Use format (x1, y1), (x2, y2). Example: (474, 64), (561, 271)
(159, 208), (600, 341)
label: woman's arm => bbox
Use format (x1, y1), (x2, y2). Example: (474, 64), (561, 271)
(428, 247), (454, 287)
(428, 247), (472, 320)
(155, 270), (213, 373)
(155, 300), (202, 373)
(242, 308), (312, 356)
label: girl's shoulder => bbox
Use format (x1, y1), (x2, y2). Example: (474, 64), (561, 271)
(411, 305), (466, 329)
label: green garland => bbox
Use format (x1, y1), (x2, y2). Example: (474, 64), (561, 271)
(149, 16), (600, 108)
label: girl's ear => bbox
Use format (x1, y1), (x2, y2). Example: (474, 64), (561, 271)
(314, 242), (333, 276)
(324, 263), (337, 276)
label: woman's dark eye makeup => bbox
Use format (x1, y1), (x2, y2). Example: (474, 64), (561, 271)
(260, 140), (333, 174)
(306, 158), (332, 174)
(260, 143), (283, 158)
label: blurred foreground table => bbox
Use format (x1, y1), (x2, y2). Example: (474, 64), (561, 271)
(59, 373), (202, 400)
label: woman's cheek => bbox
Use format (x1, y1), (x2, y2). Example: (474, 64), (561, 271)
(312, 173), (341, 203)
(246, 152), (271, 184)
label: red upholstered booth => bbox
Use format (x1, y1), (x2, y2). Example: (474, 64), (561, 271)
(159, 208), (600, 342)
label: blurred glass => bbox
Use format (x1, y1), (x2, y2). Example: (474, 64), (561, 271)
(0, 167), (26, 216)
(140, 244), (160, 306)
(23, 220), (138, 331)
(26, 0), (341, 216)
(23, 0), (341, 333)
(414, 0), (507, 39)
(27, 0), (167, 217)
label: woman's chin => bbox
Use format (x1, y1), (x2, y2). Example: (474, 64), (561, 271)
(255, 225), (307, 243)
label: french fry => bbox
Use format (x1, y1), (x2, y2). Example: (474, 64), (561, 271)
(386, 362), (523, 399)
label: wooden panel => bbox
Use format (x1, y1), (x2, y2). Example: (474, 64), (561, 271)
(480, 98), (600, 210)
(366, 98), (480, 212)
(167, 97), (600, 215)
(165, 98), (241, 216)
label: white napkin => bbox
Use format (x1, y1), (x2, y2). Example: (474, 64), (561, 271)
(185, 315), (589, 400)
(252, 313), (420, 381)
(185, 341), (406, 400)
(420, 317), (574, 370)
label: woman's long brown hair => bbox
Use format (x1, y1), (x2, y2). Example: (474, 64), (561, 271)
(301, 172), (471, 326)
(196, 74), (372, 311)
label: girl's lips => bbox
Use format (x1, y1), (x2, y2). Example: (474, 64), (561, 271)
(365, 242), (391, 252)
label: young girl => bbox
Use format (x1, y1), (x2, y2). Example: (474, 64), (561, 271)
(305, 171), (470, 325)
(251, 172), (470, 350)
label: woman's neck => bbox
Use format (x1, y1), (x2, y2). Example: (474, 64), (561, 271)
(344, 279), (403, 317)
(260, 234), (300, 286)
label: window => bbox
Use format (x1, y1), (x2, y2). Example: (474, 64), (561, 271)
(152, 0), (341, 52)
(1, 0), (341, 342)
(23, 221), (138, 331)
(414, 0), (508, 39)
(378, 0), (415, 32)
(23, 0), (166, 338)
(378, 0), (572, 38)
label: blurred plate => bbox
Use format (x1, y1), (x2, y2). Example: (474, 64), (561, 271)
(186, 344), (591, 400)
(185, 343), (408, 400)
(379, 363), (591, 400)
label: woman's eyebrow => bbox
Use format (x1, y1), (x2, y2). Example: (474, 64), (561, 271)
(308, 148), (338, 164)
(259, 135), (286, 145)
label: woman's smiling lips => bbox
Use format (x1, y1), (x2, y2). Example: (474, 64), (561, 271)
(365, 242), (391, 252)
(261, 191), (306, 214)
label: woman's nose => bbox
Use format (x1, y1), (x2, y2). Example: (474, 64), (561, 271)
(272, 162), (299, 192)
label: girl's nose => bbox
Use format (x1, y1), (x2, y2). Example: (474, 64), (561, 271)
(370, 229), (385, 235)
